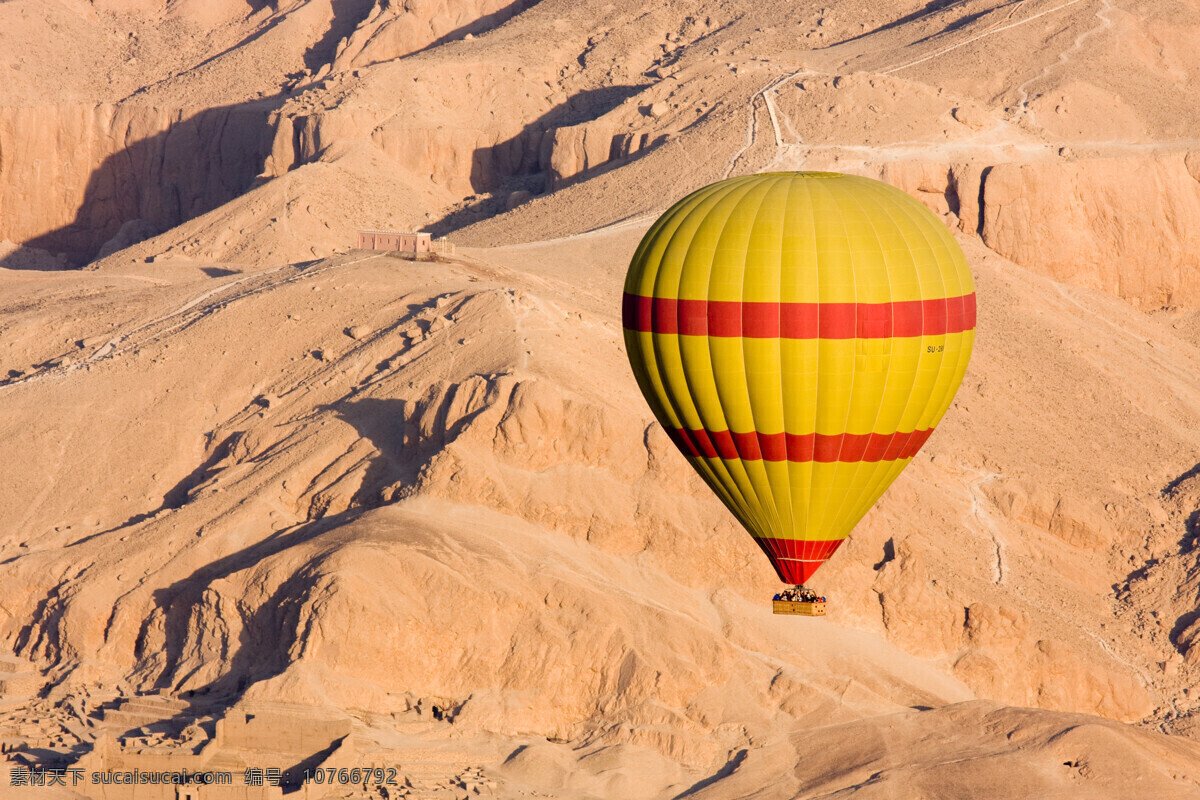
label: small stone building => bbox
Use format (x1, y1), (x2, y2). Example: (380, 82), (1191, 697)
(357, 230), (431, 253)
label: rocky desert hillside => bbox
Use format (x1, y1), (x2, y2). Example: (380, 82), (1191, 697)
(3, 0), (1200, 797)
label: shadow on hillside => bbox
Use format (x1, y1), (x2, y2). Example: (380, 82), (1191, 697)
(7, 83), (653, 268)
(303, 0), (375, 70)
(143, 505), (370, 699)
(1162, 460), (1200, 555)
(331, 390), (501, 506)
(6, 97), (283, 270)
(412, 0), (541, 57)
(333, 397), (417, 509)
(425, 83), (657, 236)
(1153, 461), (1200, 657)
(344, 0), (544, 70)
(133, 393), (453, 701)
(827, 0), (975, 49)
(8, 506), (376, 762)
(671, 749), (748, 799)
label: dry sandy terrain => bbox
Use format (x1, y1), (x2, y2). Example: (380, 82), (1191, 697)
(3, 0), (1200, 797)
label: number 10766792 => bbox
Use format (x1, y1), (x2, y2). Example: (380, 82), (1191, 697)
(302, 767), (399, 785)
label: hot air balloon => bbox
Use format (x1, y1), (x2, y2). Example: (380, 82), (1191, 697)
(622, 172), (975, 609)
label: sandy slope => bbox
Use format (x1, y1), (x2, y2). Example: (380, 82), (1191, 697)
(3, 218), (1200, 795)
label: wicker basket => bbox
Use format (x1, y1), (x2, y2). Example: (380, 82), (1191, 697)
(772, 600), (827, 616)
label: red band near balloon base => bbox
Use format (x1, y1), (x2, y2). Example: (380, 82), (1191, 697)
(753, 537), (845, 584)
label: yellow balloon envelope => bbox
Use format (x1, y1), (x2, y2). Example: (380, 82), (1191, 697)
(622, 172), (975, 585)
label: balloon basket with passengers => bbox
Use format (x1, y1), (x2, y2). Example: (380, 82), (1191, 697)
(772, 586), (827, 616)
(621, 172), (976, 613)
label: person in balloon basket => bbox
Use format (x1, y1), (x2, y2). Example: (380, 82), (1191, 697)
(773, 586), (825, 604)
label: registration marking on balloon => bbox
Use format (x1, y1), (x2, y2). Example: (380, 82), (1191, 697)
(622, 172), (976, 587)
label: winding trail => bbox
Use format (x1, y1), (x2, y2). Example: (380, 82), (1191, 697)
(725, 0), (1126, 177)
(721, 78), (769, 179)
(1011, 0), (1116, 126)
(721, 68), (814, 179)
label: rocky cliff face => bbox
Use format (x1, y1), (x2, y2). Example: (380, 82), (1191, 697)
(880, 153), (1200, 310)
(0, 103), (274, 264)
(978, 154), (1200, 310)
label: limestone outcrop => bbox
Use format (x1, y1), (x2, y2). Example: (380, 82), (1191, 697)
(978, 154), (1200, 310)
(881, 155), (1200, 311)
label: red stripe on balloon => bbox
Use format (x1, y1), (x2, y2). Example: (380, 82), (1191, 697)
(665, 427), (933, 463)
(753, 538), (845, 584)
(621, 292), (976, 339)
(759, 537), (846, 561)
